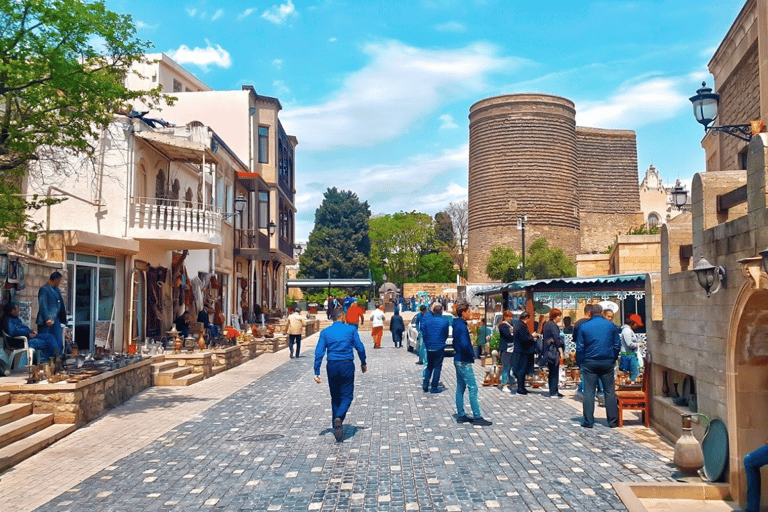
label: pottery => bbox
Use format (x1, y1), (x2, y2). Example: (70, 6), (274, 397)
(674, 414), (704, 475)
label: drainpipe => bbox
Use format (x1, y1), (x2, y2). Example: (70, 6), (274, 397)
(127, 265), (139, 353)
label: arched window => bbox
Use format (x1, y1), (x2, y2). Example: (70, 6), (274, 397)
(648, 212), (661, 228)
(155, 169), (166, 204)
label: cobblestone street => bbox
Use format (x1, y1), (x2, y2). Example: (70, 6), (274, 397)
(3, 330), (676, 511)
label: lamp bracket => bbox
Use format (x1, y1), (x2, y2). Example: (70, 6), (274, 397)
(737, 257), (768, 290)
(706, 124), (752, 142)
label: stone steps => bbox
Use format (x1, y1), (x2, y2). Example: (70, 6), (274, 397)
(0, 392), (11, 407)
(211, 365), (227, 376)
(151, 360), (178, 373)
(0, 423), (76, 473)
(153, 365), (193, 386)
(0, 413), (54, 450)
(162, 372), (204, 386)
(0, 403), (33, 427)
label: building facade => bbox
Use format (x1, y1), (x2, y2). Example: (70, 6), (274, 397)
(467, 93), (643, 282)
(638, 164), (689, 228)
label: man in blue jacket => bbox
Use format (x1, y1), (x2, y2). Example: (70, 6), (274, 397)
(36, 271), (66, 353)
(576, 304), (620, 428)
(420, 303), (449, 393)
(453, 302), (492, 426)
(414, 305), (428, 366)
(314, 308), (367, 442)
(4, 302), (60, 361)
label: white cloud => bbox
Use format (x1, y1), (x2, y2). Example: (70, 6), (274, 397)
(576, 76), (689, 129)
(135, 20), (158, 30)
(439, 114), (458, 130)
(329, 37), (337, 43)
(262, 0), (297, 24)
(435, 21), (466, 32)
(281, 40), (517, 150)
(273, 80), (291, 95)
(238, 8), (256, 20)
(212, 9), (224, 20)
(272, 59), (283, 69)
(167, 41), (232, 71)
(185, 7), (197, 17)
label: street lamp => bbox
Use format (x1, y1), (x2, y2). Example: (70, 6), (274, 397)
(693, 256), (727, 298)
(222, 194), (247, 219)
(268, 220), (276, 237)
(671, 180), (688, 210)
(689, 82), (752, 142)
(517, 215), (527, 280)
(759, 246), (768, 275)
(294, 244), (303, 259)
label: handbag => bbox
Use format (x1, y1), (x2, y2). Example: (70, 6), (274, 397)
(619, 354), (633, 372)
(544, 341), (560, 365)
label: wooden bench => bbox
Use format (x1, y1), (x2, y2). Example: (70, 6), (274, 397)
(616, 359), (650, 427)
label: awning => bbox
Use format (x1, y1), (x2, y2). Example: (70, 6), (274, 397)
(473, 273), (647, 296)
(287, 278), (374, 288)
(134, 130), (215, 163)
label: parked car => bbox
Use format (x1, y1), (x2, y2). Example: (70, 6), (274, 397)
(406, 314), (455, 355)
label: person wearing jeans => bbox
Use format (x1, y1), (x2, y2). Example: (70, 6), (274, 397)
(744, 441), (768, 512)
(420, 303), (448, 393)
(497, 310), (515, 390)
(452, 302), (492, 426)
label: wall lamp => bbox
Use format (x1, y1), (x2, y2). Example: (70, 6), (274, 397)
(268, 220), (276, 237)
(760, 246), (768, 275)
(693, 256), (727, 297)
(221, 194), (247, 219)
(689, 82), (753, 142)
(671, 179), (689, 210)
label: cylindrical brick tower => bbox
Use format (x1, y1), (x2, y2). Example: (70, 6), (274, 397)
(467, 94), (581, 282)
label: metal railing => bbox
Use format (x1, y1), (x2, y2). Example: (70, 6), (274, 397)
(129, 197), (221, 236)
(235, 229), (269, 250)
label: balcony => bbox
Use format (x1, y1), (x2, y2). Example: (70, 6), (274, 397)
(234, 228), (269, 259)
(128, 197), (222, 249)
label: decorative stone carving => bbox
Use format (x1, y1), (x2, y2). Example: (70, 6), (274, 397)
(737, 256), (768, 290)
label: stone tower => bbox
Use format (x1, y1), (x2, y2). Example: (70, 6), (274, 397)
(467, 93), (642, 282)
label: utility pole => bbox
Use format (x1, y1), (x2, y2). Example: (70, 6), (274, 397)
(517, 215), (527, 280)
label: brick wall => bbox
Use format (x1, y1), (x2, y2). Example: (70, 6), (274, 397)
(579, 212), (643, 255)
(717, 42), (759, 171)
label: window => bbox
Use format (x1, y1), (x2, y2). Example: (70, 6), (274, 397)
(738, 147), (748, 170)
(226, 185), (233, 222)
(259, 192), (269, 229)
(173, 79), (182, 92)
(216, 177), (224, 210)
(258, 127), (269, 163)
(648, 213), (661, 228)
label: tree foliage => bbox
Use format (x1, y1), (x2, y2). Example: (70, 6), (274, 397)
(0, 0), (167, 238)
(299, 188), (371, 279)
(414, 252), (457, 283)
(486, 238), (576, 282)
(444, 200), (468, 274)
(433, 211), (454, 247)
(485, 246), (524, 282)
(369, 211), (435, 285)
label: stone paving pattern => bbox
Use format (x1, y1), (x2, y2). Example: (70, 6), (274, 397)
(3, 330), (677, 511)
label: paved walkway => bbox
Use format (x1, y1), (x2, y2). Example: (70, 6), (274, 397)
(1, 330), (680, 511)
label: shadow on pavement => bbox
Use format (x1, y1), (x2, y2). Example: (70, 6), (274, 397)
(318, 424), (368, 441)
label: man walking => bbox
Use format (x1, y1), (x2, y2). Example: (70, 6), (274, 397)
(314, 309), (367, 442)
(37, 271), (67, 352)
(389, 308), (405, 348)
(346, 300), (365, 329)
(420, 303), (448, 393)
(453, 302), (492, 425)
(414, 305), (428, 365)
(285, 305), (306, 358)
(370, 303), (386, 349)
(576, 303), (620, 428)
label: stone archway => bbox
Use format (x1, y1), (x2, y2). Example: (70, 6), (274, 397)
(727, 282), (768, 507)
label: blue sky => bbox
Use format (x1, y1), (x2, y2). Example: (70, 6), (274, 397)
(105, 0), (746, 242)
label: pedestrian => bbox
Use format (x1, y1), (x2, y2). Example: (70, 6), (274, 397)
(562, 316), (573, 334)
(370, 304), (386, 349)
(475, 320), (492, 359)
(326, 295), (334, 321)
(743, 439), (768, 512)
(620, 313), (644, 382)
(389, 308), (405, 348)
(576, 303), (620, 428)
(453, 302), (492, 426)
(197, 304), (219, 341)
(346, 300), (365, 329)
(511, 311), (538, 394)
(36, 271), (67, 353)
(4, 301), (60, 361)
(497, 310), (515, 391)
(420, 303), (449, 393)
(174, 310), (191, 338)
(313, 308), (367, 442)
(284, 305), (307, 358)
(343, 293), (356, 315)
(414, 305), (428, 366)
(542, 308), (565, 398)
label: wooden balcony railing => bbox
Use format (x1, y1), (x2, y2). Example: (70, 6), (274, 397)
(235, 229), (269, 250)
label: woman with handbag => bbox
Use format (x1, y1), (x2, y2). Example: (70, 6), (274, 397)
(542, 308), (565, 398)
(497, 310), (515, 391)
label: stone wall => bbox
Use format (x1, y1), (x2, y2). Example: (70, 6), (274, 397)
(610, 235), (661, 275)
(576, 254), (610, 277)
(402, 283), (458, 297)
(579, 212), (643, 256)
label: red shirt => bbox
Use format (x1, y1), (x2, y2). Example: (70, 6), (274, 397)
(346, 304), (365, 324)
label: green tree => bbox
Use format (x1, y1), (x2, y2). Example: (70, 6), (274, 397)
(485, 246), (524, 282)
(299, 188), (371, 279)
(0, 0), (166, 238)
(526, 238), (576, 279)
(369, 211), (435, 285)
(415, 252), (457, 283)
(433, 211), (454, 248)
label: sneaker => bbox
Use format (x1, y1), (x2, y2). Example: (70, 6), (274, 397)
(422, 385), (429, 392)
(472, 417), (493, 426)
(333, 418), (343, 442)
(456, 415), (472, 423)
(430, 388), (443, 394)
(415, 361), (424, 365)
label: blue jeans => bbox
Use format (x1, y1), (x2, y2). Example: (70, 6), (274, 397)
(500, 352), (514, 386)
(288, 334), (302, 356)
(455, 361), (481, 418)
(28, 333), (60, 360)
(581, 360), (618, 427)
(418, 333), (426, 363)
(326, 360), (355, 426)
(423, 348), (445, 391)
(38, 319), (62, 354)
(744, 443), (768, 512)
(621, 353), (640, 382)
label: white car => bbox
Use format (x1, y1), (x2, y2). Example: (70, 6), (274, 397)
(406, 314), (455, 355)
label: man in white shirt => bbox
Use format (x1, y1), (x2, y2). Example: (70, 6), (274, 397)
(285, 305), (307, 358)
(370, 304), (386, 349)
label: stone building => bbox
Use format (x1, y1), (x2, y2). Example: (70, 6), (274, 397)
(638, 164), (690, 228)
(647, 1), (768, 508)
(467, 93), (643, 282)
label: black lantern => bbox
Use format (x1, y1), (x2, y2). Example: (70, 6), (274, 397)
(234, 194), (247, 213)
(759, 246), (768, 275)
(268, 220), (276, 236)
(671, 180), (688, 210)
(689, 82), (751, 141)
(693, 256), (726, 297)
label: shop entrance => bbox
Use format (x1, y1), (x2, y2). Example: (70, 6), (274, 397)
(66, 253), (117, 353)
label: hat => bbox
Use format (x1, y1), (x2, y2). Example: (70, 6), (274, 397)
(598, 301), (618, 314)
(629, 314), (643, 327)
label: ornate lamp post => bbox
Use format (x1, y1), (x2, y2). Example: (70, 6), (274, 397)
(693, 256), (727, 297)
(689, 82), (752, 141)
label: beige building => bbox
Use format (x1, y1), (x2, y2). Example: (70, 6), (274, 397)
(638, 164), (689, 228)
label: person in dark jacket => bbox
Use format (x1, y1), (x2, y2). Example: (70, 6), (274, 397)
(576, 303), (621, 428)
(174, 311), (191, 338)
(389, 309), (405, 348)
(453, 302), (492, 426)
(511, 311), (538, 394)
(414, 305), (428, 366)
(197, 304), (219, 340)
(420, 304), (448, 393)
(497, 310), (515, 391)
(4, 301), (60, 361)
(542, 308), (565, 398)
(36, 271), (66, 352)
